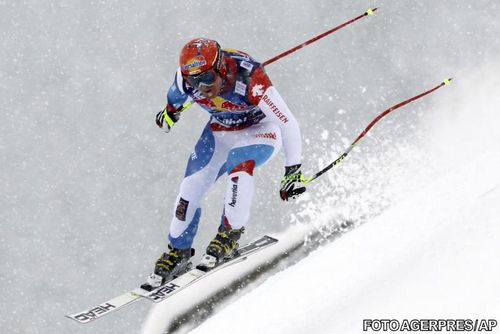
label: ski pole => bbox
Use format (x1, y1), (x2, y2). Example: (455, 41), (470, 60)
(263, 7), (378, 67)
(303, 78), (453, 184)
(179, 100), (194, 112)
(179, 7), (378, 113)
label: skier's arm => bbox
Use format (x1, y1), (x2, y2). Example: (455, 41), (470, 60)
(248, 67), (305, 200)
(156, 69), (189, 132)
(251, 77), (302, 166)
(258, 86), (307, 200)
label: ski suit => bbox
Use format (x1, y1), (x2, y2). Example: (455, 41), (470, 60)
(166, 49), (302, 249)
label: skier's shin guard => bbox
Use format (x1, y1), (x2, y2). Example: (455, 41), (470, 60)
(223, 167), (255, 229)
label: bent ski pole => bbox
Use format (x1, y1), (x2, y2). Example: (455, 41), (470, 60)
(303, 78), (453, 184)
(179, 8), (378, 113)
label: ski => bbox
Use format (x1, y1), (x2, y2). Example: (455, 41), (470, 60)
(139, 235), (277, 302)
(66, 289), (144, 324)
(66, 235), (278, 324)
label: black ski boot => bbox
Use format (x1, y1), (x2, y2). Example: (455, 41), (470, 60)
(198, 225), (244, 270)
(142, 244), (194, 291)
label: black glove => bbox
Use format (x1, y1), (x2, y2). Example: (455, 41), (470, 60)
(280, 164), (306, 201)
(156, 105), (181, 133)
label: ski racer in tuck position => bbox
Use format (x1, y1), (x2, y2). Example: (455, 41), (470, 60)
(147, 38), (306, 287)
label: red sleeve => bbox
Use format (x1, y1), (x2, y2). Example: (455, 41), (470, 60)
(247, 67), (273, 105)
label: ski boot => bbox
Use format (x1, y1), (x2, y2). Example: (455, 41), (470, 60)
(141, 244), (194, 291)
(198, 225), (244, 270)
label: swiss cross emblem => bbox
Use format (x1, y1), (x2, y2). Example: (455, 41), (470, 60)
(251, 84), (264, 97)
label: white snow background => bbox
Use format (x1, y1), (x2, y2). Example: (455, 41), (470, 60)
(1, 1), (499, 334)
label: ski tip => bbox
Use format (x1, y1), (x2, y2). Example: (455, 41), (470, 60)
(443, 77), (453, 85)
(366, 7), (378, 16)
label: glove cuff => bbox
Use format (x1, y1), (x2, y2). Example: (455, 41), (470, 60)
(162, 104), (181, 128)
(163, 109), (175, 128)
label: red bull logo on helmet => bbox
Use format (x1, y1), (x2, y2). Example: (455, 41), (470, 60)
(182, 56), (207, 75)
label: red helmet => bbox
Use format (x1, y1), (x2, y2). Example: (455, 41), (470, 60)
(179, 38), (222, 76)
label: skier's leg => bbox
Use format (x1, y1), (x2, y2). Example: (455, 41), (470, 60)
(147, 124), (230, 286)
(202, 123), (282, 265)
(222, 122), (282, 229)
(168, 123), (227, 249)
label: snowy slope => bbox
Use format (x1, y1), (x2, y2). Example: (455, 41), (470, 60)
(188, 152), (500, 334)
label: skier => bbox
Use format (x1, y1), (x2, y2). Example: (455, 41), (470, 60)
(147, 38), (306, 287)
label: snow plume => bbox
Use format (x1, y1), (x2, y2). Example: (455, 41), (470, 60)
(296, 61), (500, 242)
(294, 98), (429, 243)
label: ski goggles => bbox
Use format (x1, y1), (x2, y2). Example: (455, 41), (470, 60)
(183, 68), (218, 88)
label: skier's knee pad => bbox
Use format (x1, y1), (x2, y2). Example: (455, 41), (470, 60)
(229, 160), (256, 175)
